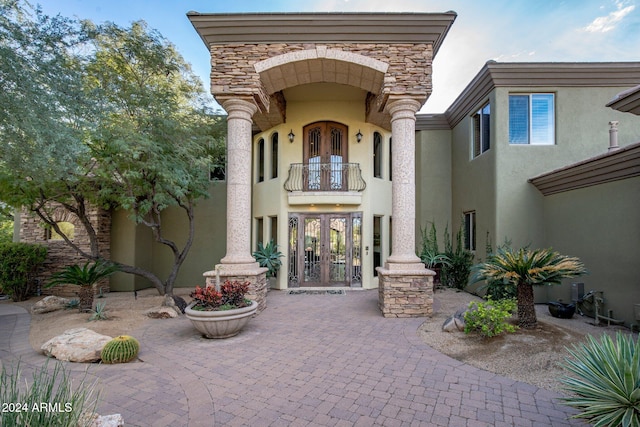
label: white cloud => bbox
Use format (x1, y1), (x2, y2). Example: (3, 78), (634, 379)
(582, 0), (635, 33)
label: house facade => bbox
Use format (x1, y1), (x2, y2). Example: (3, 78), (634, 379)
(19, 12), (640, 324)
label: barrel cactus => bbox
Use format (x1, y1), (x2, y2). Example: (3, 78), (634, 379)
(101, 335), (140, 364)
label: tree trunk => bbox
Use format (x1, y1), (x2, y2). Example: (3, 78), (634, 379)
(517, 281), (537, 329)
(78, 285), (94, 313)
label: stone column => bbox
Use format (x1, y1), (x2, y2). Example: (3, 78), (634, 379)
(387, 98), (423, 268)
(376, 97), (434, 318)
(203, 97), (267, 312)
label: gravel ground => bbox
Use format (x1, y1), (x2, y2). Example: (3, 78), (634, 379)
(418, 287), (633, 394)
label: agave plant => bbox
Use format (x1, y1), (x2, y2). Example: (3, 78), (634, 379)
(472, 247), (587, 328)
(47, 260), (119, 312)
(561, 332), (640, 427)
(252, 240), (284, 278)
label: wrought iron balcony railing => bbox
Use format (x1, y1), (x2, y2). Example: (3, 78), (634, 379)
(284, 163), (366, 192)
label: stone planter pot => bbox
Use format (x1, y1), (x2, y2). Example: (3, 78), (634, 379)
(548, 301), (576, 319)
(185, 301), (258, 339)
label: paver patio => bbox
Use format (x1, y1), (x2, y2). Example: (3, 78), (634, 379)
(0, 290), (583, 426)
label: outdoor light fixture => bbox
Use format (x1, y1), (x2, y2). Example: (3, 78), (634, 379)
(288, 130), (295, 143)
(356, 130), (363, 143)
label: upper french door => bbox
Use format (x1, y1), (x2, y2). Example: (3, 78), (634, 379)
(303, 121), (348, 191)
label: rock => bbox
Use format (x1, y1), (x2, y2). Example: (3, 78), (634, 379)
(162, 294), (186, 315)
(144, 306), (178, 319)
(78, 412), (124, 427)
(442, 307), (468, 332)
(41, 328), (112, 362)
(31, 295), (71, 314)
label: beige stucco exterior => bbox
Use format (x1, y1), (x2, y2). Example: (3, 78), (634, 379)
(18, 12), (640, 325)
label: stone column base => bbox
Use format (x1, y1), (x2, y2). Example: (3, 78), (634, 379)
(203, 265), (268, 313)
(376, 265), (435, 318)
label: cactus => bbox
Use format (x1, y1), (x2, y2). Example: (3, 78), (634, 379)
(100, 335), (140, 364)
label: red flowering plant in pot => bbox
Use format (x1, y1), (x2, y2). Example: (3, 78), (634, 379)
(189, 281), (251, 311)
(185, 280), (257, 339)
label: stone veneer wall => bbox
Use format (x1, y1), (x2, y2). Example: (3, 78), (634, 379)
(19, 205), (111, 297)
(209, 43), (434, 103)
(377, 269), (435, 318)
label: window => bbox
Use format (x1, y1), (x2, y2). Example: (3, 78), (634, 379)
(47, 222), (75, 241)
(271, 133), (278, 179)
(464, 211), (476, 251)
(257, 138), (265, 182)
(373, 132), (382, 178)
(256, 217), (264, 247)
(472, 103), (490, 157)
(388, 137), (393, 181)
(270, 216), (278, 246)
(509, 94), (555, 145)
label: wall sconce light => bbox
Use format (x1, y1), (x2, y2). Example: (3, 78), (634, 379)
(288, 130), (295, 143)
(356, 130), (363, 143)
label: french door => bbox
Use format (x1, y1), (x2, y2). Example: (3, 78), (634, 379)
(304, 121), (348, 191)
(288, 213), (362, 287)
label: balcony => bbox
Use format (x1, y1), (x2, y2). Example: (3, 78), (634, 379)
(284, 162), (366, 205)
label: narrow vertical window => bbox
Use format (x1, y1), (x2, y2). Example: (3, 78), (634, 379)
(388, 137), (393, 181)
(271, 133), (278, 179)
(472, 103), (490, 158)
(270, 216), (278, 246)
(464, 211), (476, 251)
(257, 138), (265, 182)
(256, 217), (264, 247)
(373, 132), (382, 178)
(373, 216), (382, 276)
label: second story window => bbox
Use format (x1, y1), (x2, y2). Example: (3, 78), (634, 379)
(271, 133), (278, 179)
(509, 93), (555, 145)
(472, 103), (490, 158)
(373, 132), (382, 178)
(257, 138), (265, 182)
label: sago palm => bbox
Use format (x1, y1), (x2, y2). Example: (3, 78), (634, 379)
(47, 260), (119, 312)
(472, 247), (586, 328)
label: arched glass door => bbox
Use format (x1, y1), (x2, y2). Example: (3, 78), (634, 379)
(303, 121), (348, 191)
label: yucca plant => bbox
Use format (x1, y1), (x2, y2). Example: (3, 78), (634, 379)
(471, 247), (587, 328)
(561, 332), (640, 427)
(46, 260), (119, 312)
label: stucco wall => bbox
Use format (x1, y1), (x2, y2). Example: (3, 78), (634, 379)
(110, 182), (228, 291)
(252, 88), (394, 289)
(415, 129), (452, 253)
(493, 86), (640, 252)
(542, 177), (640, 327)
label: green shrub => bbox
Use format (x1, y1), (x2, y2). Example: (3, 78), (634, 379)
(0, 242), (47, 301)
(0, 360), (99, 426)
(464, 298), (518, 338)
(561, 332), (640, 427)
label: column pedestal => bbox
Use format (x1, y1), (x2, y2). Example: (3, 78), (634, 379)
(204, 265), (268, 313)
(376, 265), (434, 318)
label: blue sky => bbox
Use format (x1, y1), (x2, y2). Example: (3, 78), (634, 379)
(38, 0), (640, 113)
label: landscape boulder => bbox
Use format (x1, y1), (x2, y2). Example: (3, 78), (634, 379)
(144, 306), (178, 319)
(31, 295), (71, 314)
(442, 307), (467, 332)
(162, 294), (187, 315)
(41, 328), (112, 362)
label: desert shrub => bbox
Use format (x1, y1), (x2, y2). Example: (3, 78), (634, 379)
(464, 298), (517, 338)
(561, 332), (640, 427)
(483, 279), (518, 301)
(0, 360), (99, 426)
(0, 242), (47, 301)
(441, 224), (474, 290)
(89, 302), (109, 321)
